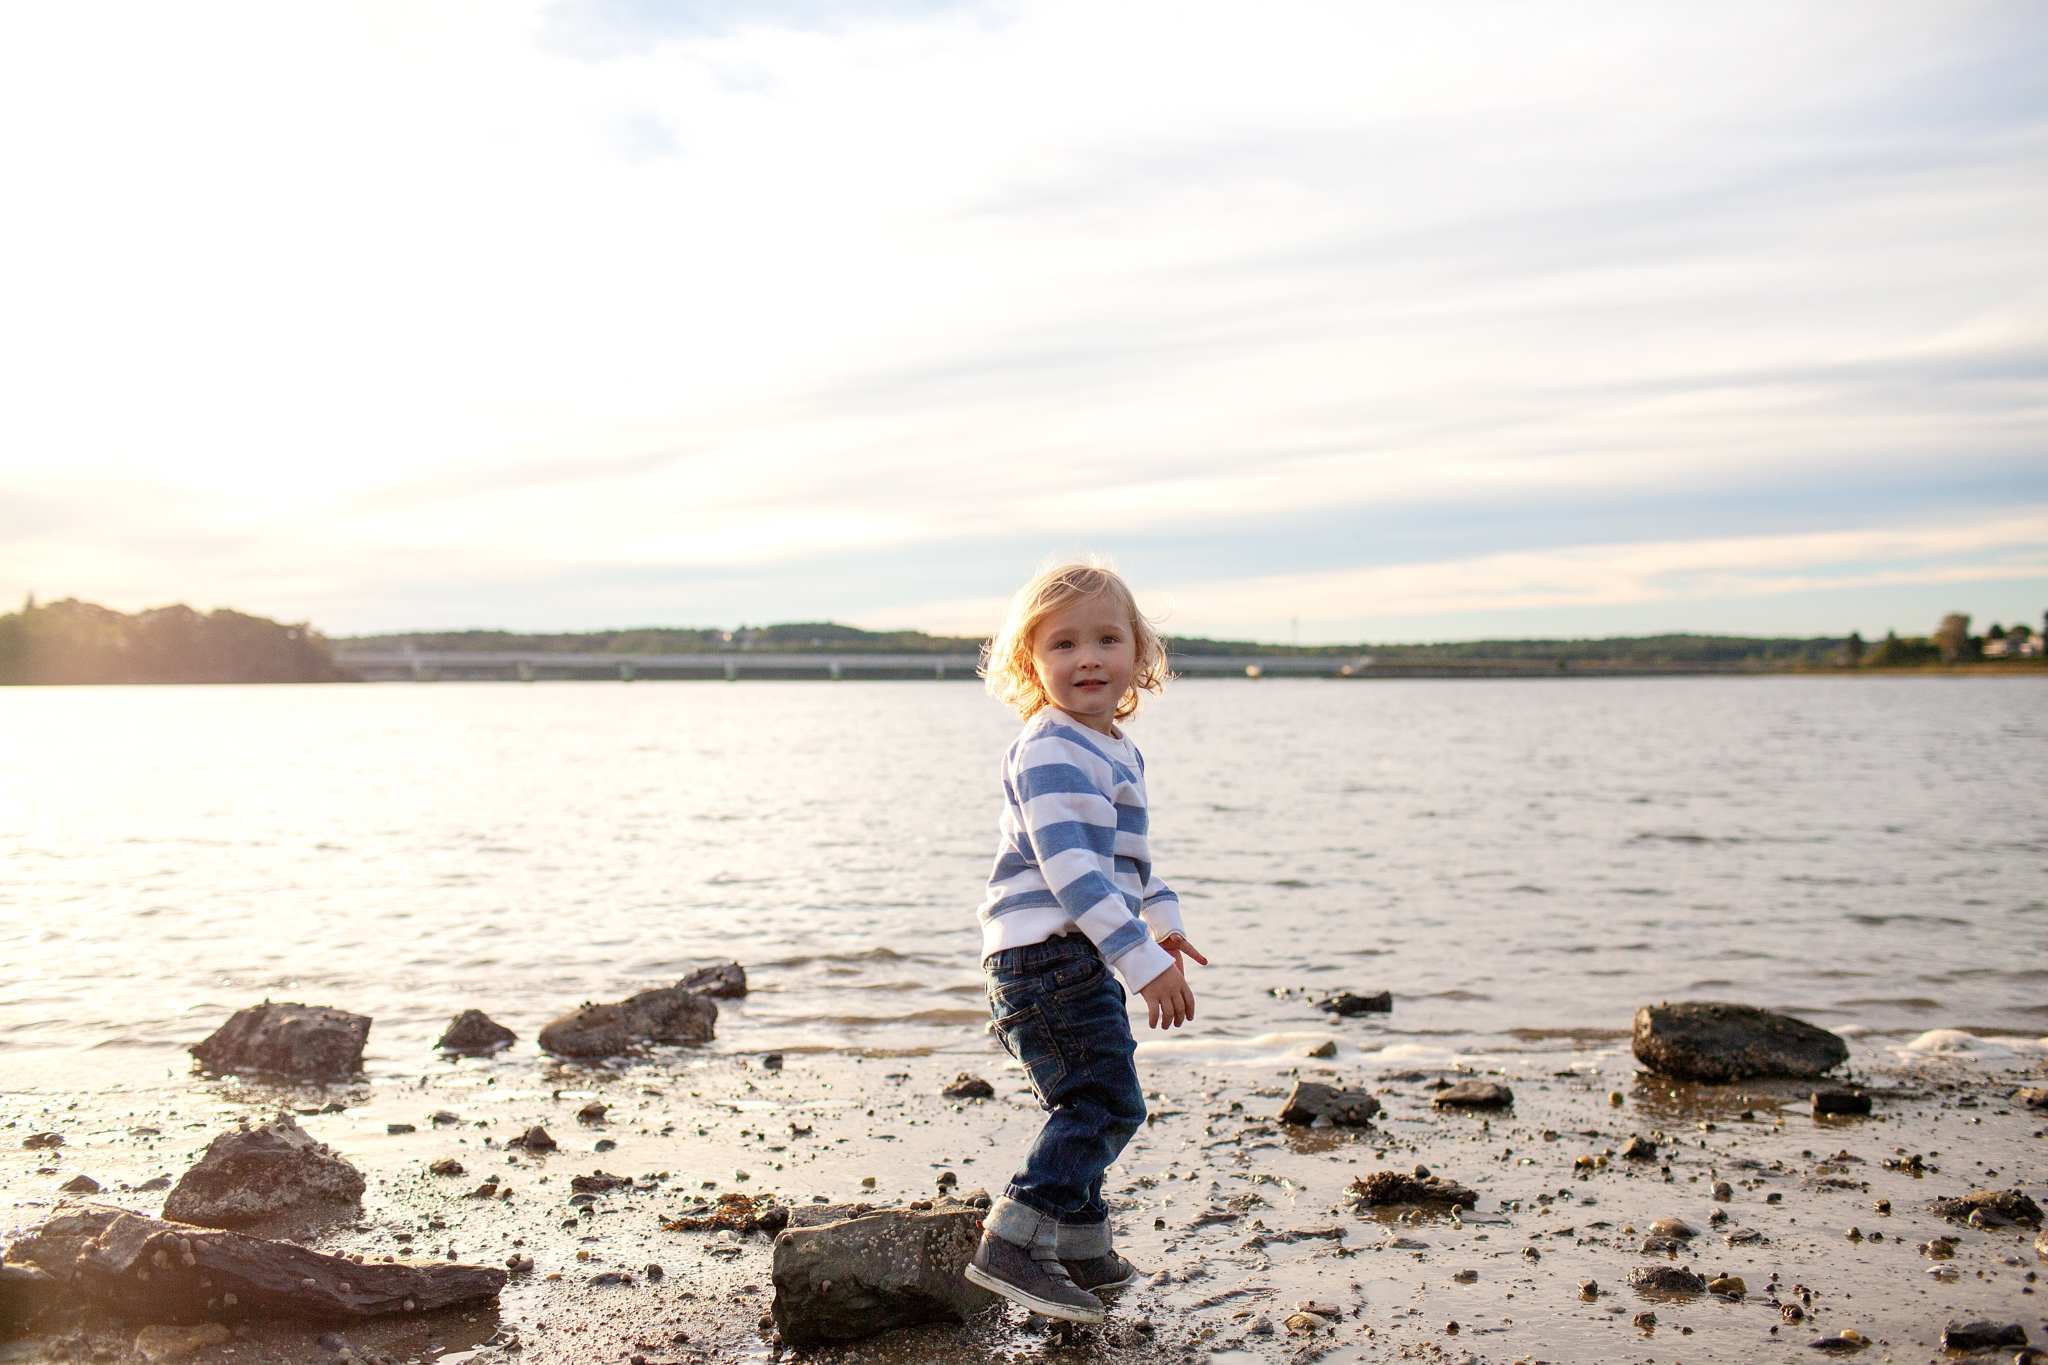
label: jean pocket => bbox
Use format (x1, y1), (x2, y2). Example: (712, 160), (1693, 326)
(990, 1001), (1067, 1109)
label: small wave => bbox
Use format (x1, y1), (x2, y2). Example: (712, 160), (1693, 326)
(755, 948), (920, 968)
(1632, 831), (1738, 845)
(1887, 1028), (2048, 1060)
(1834, 997), (1942, 1011)
(775, 1009), (987, 1028)
(1505, 1027), (1629, 1042)
(1430, 990), (1492, 1001)
(1845, 913), (1970, 927)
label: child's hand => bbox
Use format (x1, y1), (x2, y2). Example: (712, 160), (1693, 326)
(1139, 964), (1196, 1030)
(1160, 933), (1208, 972)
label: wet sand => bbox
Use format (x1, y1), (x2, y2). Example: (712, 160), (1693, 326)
(5, 1033), (2044, 1364)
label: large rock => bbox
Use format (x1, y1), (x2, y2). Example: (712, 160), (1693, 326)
(6, 1202), (504, 1322)
(1278, 1081), (1379, 1126)
(190, 1003), (370, 1081)
(435, 1010), (516, 1054)
(0, 1263), (60, 1334)
(162, 1113), (364, 1228)
(770, 1204), (997, 1348)
(1630, 1002), (1847, 1083)
(680, 962), (748, 998)
(538, 982), (718, 1058)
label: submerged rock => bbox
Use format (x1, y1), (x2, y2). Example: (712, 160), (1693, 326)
(1346, 1171), (1477, 1208)
(538, 983), (718, 1058)
(1315, 991), (1392, 1017)
(1432, 1081), (1512, 1109)
(770, 1203), (997, 1347)
(435, 1010), (516, 1054)
(6, 1202), (505, 1320)
(1627, 1264), (1707, 1295)
(1940, 1320), (2028, 1352)
(163, 1113), (365, 1228)
(680, 962), (749, 998)
(1279, 1081), (1380, 1127)
(1929, 1188), (2042, 1227)
(1630, 1001), (1846, 1083)
(190, 1002), (371, 1081)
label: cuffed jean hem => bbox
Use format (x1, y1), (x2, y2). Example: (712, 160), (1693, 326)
(986, 1195), (1113, 1259)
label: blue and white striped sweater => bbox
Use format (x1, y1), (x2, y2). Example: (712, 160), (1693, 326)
(977, 707), (1186, 991)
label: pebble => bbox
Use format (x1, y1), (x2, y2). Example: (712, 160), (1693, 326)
(1707, 1275), (1745, 1297)
(1451, 1269), (1477, 1283)
(1577, 1279), (1597, 1299)
(1711, 1180), (1732, 1200)
(1648, 1217), (1696, 1239)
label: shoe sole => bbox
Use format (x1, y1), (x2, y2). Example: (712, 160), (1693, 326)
(1080, 1266), (1141, 1292)
(964, 1263), (1106, 1324)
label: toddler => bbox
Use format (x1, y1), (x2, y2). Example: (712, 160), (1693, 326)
(963, 558), (1206, 1324)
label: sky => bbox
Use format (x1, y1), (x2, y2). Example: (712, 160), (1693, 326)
(1, 1), (2043, 644)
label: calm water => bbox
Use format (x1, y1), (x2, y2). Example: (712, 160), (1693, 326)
(2, 676), (2042, 1083)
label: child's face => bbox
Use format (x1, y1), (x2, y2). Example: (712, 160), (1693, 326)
(1029, 594), (1136, 734)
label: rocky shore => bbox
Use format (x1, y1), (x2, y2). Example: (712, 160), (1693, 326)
(4, 987), (2043, 1365)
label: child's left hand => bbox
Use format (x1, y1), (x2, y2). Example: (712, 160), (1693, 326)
(1160, 933), (1208, 972)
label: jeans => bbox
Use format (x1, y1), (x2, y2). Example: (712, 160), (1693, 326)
(981, 934), (1146, 1257)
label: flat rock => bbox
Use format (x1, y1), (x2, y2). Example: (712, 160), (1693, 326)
(435, 1010), (516, 1054)
(1315, 991), (1392, 1016)
(1929, 1188), (2042, 1227)
(940, 1073), (995, 1100)
(1631, 1001), (1846, 1083)
(1432, 1081), (1512, 1109)
(1941, 1320), (2028, 1352)
(190, 1002), (371, 1081)
(1627, 1264), (1707, 1295)
(680, 961), (748, 998)
(538, 982), (718, 1058)
(1346, 1171), (1477, 1209)
(1812, 1090), (1871, 1116)
(770, 1204), (997, 1348)
(1279, 1081), (1380, 1127)
(163, 1113), (365, 1228)
(6, 1201), (505, 1321)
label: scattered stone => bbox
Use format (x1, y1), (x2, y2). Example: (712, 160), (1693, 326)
(24, 1133), (64, 1150)
(434, 1010), (516, 1054)
(1812, 1090), (1871, 1116)
(1630, 1001), (1847, 1083)
(1627, 1265), (1707, 1295)
(1305, 1040), (1337, 1059)
(1633, 1311), (1656, 1328)
(425, 1159), (464, 1177)
(762, 1053), (784, 1070)
(1807, 1335), (1867, 1354)
(190, 1002), (372, 1081)
(428, 1111), (460, 1127)
(940, 1073), (996, 1100)
(571, 1171), (631, 1194)
(163, 1113), (365, 1227)
(537, 983), (718, 1058)
(644, 1263), (664, 1281)
(1711, 1181), (1733, 1200)
(680, 962), (748, 998)
(1930, 1189), (2042, 1227)
(133, 1323), (230, 1362)
(1246, 1314), (1274, 1335)
(1280, 1081), (1380, 1127)
(136, 1175), (171, 1192)
(576, 1102), (608, 1124)
(7, 1202), (506, 1318)
(58, 1175), (101, 1194)
(2015, 1087), (2047, 1109)
(1346, 1171), (1477, 1208)
(1450, 1269), (1477, 1283)
(1283, 1310), (1328, 1335)
(386, 1124), (415, 1135)
(1432, 1081), (1512, 1110)
(1619, 1135), (1657, 1160)
(1941, 1320), (2028, 1352)
(1639, 1236), (1687, 1255)
(1648, 1217), (1697, 1239)
(1707, 1275), (1745, 1297)
(770, 1203), (997, 1347)
(1577, 1278), (1597, 1299)
(589, 1270), (634, 1286)
(1316, 991), (1392, 1016)
(507, 1126), (556, 1152)
(505, 1254), (533, 1275)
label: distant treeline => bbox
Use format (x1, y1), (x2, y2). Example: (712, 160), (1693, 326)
(0, 598), (355, 685)
(335, 621), (965, 656)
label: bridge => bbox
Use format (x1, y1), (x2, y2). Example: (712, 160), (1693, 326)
(335, 648), (1379, 682)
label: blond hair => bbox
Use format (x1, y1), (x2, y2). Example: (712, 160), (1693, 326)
(980, 556), (1169, 721)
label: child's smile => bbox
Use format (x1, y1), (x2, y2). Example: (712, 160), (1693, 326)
(1028, 595), (1136, 734)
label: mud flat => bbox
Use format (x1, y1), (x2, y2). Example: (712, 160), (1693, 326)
(5, 1030), (2044, 1364)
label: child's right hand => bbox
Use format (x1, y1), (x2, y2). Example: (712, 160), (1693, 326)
(1139, 964), (1196, 1030)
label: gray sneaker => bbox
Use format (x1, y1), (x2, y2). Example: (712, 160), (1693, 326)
(1062, 1251), (1141, 1292)
(964, 1233), (1105, 1323)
